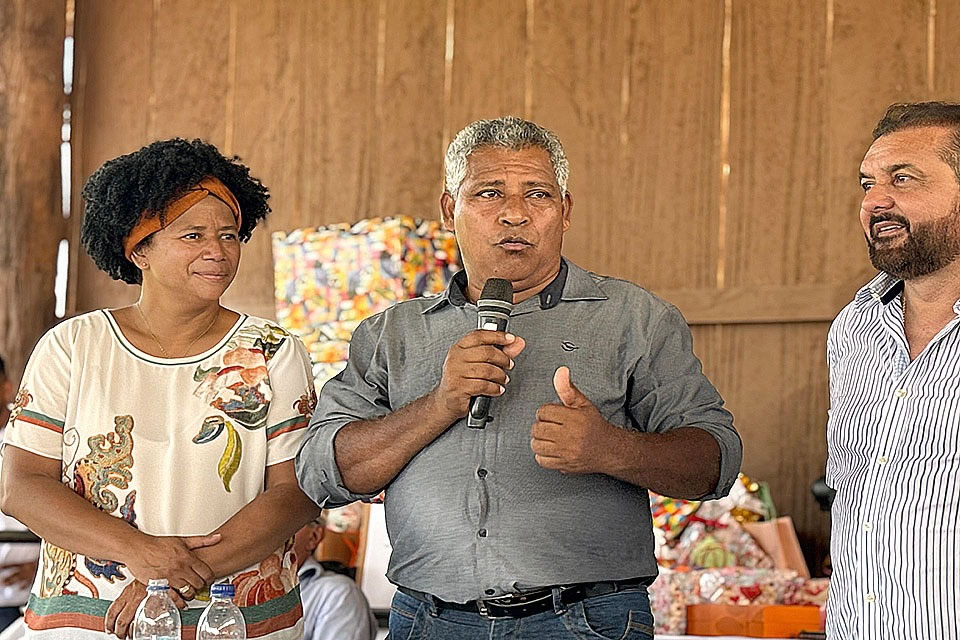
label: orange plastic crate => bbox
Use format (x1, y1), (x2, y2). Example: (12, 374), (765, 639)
(686, 604), (822, 638)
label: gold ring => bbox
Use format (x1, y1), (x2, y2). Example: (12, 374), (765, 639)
(178, 585), (191, 596)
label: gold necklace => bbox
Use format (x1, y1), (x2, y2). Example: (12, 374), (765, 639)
(136, 303), (220, 358)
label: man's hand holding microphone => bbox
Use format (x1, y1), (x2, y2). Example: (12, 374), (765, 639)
(432, 277), (619, 476)
(431, 279), (525, 426)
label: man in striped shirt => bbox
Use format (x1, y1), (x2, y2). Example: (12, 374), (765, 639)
(826, 101), (960, 639)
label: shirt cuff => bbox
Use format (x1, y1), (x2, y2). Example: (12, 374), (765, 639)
(692, 424), (743, 501)
(295, 421), (382, 508)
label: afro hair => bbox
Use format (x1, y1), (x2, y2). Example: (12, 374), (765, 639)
(80, 138), (270, 284)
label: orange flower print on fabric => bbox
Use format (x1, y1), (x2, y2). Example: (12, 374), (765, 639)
(295, 388), (317, 418)
(8, 389), (32, 424)
(223, 347), (269, 388)
(194, 324), (287, 430)
(231, 545), (296, 607)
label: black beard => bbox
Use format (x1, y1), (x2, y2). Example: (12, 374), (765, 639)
(867, 204), (960, 280)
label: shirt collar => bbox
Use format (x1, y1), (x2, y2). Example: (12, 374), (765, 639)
(298, 557), (324, 581)
(854, 272), (960, 316)
(854, 271), (903, 311)
(423, 258), (606, 314)
(854, 272), (904, 311)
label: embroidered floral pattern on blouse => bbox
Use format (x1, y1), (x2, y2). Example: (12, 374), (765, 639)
(192, 416), (243, 492)
(192, 324), (289, 491)
(8, 388), (32, 425)
(295, 388), (317, 417)
(231, 539), (296, 607)
(41, 416), (137, 598)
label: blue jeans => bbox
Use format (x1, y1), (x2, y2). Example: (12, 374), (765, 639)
(388, 587), (655, 640)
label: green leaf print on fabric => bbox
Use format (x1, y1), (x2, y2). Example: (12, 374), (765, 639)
(194, 364), (219, 383)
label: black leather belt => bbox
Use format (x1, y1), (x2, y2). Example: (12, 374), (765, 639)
(398, 576), (655, 619)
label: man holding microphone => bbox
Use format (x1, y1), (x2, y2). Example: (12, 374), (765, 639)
(296, 116), (741, 639)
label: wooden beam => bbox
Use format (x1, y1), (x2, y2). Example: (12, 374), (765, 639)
(241, 277), (875, 327)
(220, 268), (868, 327)
(655, 277), (873, 325)
(0, 0), (67, 380)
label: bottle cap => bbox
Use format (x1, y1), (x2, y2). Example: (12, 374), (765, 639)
(210, 582), (236, 598)
(146, 578), (169, 591)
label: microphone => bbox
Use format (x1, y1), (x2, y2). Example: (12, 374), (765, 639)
(466, 278), (514, 429)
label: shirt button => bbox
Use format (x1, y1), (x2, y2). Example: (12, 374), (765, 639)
(878, 456), (889, 465)
(478, 529), (487, 537)
(865, 593), (876, 603)
(477, 468), (488, 478)
(485, 589), (495, 596)
(895, 388), (907, 398)
(863, 522), (873, 532)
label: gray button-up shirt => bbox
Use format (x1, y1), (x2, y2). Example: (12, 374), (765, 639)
(296, 259), (741, 602)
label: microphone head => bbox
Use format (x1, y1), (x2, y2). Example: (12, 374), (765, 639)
(479, 278), (514, 304)
(477, 278), (514, 318)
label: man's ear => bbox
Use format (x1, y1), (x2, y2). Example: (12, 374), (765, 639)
(440, 192), (456, 232)
(561, 191), (573, 232)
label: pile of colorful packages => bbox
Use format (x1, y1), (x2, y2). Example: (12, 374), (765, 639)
(648, 475), (829, 634)
(273, 216), (461, 516)
(272, 216), (461, 391)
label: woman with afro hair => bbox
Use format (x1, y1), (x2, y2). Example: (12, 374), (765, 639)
(1, 138), (322, 639)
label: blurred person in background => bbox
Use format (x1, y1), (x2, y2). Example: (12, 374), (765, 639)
(293, 511), (376, 640)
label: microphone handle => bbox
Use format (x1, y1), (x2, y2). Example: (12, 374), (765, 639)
(466, 314), (509, 428)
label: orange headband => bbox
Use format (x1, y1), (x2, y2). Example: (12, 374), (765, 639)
(124, 176), (242, 260)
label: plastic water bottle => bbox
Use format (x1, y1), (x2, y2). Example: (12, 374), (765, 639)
(132, 578), (182, 640)
(197, 582), (246, 640)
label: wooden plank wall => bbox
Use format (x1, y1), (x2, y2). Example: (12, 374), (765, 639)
(67, 0), (960, 570)
(0, 0), (67, 382)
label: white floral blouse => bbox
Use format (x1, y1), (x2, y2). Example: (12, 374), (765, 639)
(3, 311), (316, 639)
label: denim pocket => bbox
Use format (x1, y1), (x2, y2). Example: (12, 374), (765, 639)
(562, 589), (655, 640)
(388, 590), (428, 640)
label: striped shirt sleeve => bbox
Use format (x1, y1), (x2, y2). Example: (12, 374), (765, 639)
(3, 325), (71, 460)
(264, 332), (316, 466)
(824, 302), (853, 489)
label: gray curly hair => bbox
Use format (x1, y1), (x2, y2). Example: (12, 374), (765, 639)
(308, 510), (328, 529)
(444, 116), (569, 197)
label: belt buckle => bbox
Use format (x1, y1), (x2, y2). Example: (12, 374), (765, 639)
(476, 598), (510, 619)
(480, 590), (553, 619)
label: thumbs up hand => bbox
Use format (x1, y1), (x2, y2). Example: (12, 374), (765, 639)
(553, 365), (592, 409)
(530, 367), (618, 474)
